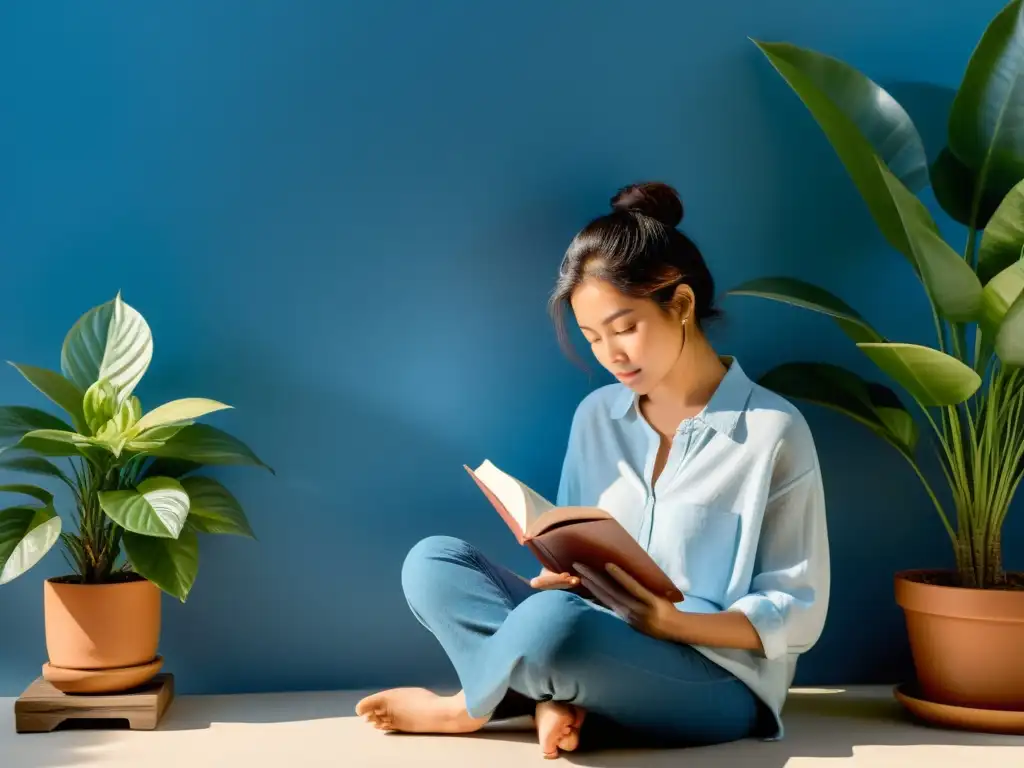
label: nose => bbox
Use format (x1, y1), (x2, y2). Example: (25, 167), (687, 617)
(601, 337), (630, 365)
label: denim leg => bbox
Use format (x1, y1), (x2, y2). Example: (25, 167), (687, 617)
(402, 535), (764, 746)
(495, 587), (763, 746)
(401, 535), (537, 713)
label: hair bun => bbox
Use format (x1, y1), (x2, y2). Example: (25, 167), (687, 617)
(611, 182), (684, 228)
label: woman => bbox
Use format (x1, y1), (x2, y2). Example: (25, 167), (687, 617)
(356, 182), (830, 758)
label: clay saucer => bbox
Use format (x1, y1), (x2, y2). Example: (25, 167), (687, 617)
(895, 682), (1024, 735)
(42, 656), (164, 694)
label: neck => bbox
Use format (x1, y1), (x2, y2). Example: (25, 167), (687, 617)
(643, 328), (728, 412)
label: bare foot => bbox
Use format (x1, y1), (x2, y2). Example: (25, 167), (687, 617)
(355, 688), (490, 734)
(535, 700), (587, 759)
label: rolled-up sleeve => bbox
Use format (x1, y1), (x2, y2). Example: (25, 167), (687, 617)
(728, 459), (831, 661)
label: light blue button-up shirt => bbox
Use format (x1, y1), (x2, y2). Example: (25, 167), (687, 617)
(555, 356), (830, 738)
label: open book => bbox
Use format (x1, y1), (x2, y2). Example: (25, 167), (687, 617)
(464, 460), (684, 605)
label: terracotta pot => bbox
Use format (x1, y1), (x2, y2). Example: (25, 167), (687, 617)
(895, 569), (1024, 710)
(43, 577), (161, 690)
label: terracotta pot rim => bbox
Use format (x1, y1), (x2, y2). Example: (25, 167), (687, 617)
(45, 576), (154, 589)
(44, 655), (162, 673)
(895, 569), (1024, 621)
(892, 569), (1024, 593)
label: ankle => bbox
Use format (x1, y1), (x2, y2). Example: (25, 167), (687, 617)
(443, 693), (488, 727)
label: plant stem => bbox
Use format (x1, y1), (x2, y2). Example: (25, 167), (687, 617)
(965, 226), (979, 270)
(906, 455), (957, 544)
(915, 401), (960, 491)
(931, 307), (947, 356)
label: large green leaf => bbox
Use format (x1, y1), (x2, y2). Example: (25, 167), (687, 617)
(754, 40), (933, 270)
(132, 398), (233, 434)
(20, 429), (105, 456)
(978, 260), (1024, 369)
(871, 390), (921, 455)
(930, 147), (1004, 229)
(123, 424), (187, 452)
(996, 291), (1024, 365)
(60, 292), (153, 405)
(123, 526), (198, 602)
(857, 342), (982, 406)
(141, 457), (202, 480)
(181, 476), (254, 538)
(0, 407), (73, 441)
(98, 477), (190, 538)
(877, 158), (984, 322)
(726, 276), (884, 344)
(0, 484), (54, 506)
(16, 431), (99, 460)
(136, 424), (272, 472)
(0, 452), (72, 484)
(949, 0), (1024, 226)
(980, 260), (1024, 338)
(756, 39), (980, 322)
(751, 40), (928, 189)
(0, 504), (61, 585)
(978, 179), (1024, 285)
(7, 363), (87, 434)
(759, 361), (917, 457)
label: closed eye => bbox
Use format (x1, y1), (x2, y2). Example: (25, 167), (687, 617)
(586, 326), (636, 344)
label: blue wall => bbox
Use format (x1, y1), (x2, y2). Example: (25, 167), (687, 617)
(1, 1), (1018, 696)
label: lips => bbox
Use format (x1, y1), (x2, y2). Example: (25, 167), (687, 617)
(616, 369), (641, 381)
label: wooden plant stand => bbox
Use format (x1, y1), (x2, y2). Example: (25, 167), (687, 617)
(14, 673), (174, 733)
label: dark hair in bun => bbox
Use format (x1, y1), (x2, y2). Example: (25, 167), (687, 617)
(548, 181), (721, 368)
(610, 181), (684, 228)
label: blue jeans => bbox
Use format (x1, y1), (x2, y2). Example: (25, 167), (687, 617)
(402, 535), (769, 748)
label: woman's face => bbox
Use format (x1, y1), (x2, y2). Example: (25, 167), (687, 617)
(570, 277), (690, 393)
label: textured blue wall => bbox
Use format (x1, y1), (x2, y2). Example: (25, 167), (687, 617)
(1, 1), (1018, 696)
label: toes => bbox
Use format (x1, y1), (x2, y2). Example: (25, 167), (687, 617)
(356, 696), (383, 716)
(539, 727), (565, 756)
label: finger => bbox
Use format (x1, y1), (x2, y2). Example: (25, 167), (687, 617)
(578, 574), (632, 617)
(574, 563), (645, 614)
(604, 563), (655, 603)
(531, 572), (580, 589)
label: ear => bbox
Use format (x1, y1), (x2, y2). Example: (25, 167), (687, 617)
(671, 284), (695, 322)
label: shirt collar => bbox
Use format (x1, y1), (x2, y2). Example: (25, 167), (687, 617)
(609, 355), (753, 440)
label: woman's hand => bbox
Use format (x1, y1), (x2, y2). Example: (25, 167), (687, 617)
(530, 567), (581, 590)
(573, 562), (679, 641)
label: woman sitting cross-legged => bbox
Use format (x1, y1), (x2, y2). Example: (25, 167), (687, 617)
(356, 182), (830, 759)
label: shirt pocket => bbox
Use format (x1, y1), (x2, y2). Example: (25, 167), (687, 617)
(651, 501), (741, 606)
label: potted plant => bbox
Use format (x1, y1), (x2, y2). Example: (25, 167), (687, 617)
(0, 292), (271, 694)
(728, 2), (1024, 727)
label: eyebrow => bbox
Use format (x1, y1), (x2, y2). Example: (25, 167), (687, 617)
(579, 308), (634, 332)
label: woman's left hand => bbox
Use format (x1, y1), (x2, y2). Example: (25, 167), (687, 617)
(572, 562), (679, 641)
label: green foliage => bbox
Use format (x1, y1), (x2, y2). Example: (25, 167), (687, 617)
(735, 4), (1024, 588)
(0, 293), (270, 601)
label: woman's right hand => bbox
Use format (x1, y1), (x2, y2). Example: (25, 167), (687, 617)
(530, 567), (581, 590)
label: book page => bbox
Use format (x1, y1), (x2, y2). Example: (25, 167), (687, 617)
(471, 460), (555, 533)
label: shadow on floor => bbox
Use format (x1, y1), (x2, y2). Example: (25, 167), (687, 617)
(2, 711), (119, 768)
(156, 689), (367, 730)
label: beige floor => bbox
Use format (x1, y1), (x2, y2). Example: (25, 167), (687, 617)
(3, 685), (1024, 768)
